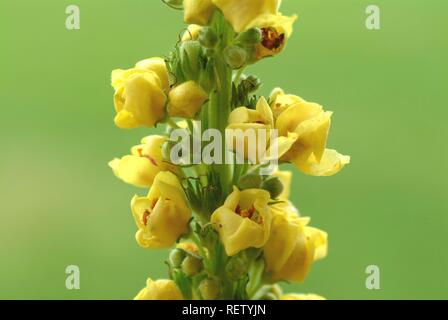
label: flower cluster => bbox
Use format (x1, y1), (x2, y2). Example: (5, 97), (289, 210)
(109, 0), (349, 300)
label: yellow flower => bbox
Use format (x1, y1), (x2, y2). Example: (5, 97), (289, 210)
(184, 0), (215, 25)
(182, 24), (203, 42)
(263, 213), (327, 283)
(109, 135), (176, 188)
(226, 97), (274, 163)
(212, 0), (280, 33)
(134, 57), (169, 91)
(134, 278), (183, 300)
(168, 81), (208, 118)
(247, 14), (297, 60)
(211, 187), (271, 256)
(274, 94), (350, 176)
(269, 87), (305, 118)
(131, 171), (191, 248)
(111, 58), (169, 129)
(281, 293), (326, 300)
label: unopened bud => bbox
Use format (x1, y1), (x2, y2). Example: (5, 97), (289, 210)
(181, 255), (203, 276)
(223, 46), (247, 69)
(199, 278), (220, 300)
(199, 27), (218, 49)
(169, 248), (186, 268)
(182, 24), (202, 42)
(179, 40), (202, 80)
(240, 75), (261, 93)
(238, 173), (262, 190)
(261, 177), (284, 199)
(225, 256), (248, 280)
(237, 28), (262, 46)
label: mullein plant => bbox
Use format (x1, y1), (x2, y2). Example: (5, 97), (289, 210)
(109, 0), (350, 301)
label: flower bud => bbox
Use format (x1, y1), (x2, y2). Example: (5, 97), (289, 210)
(223, 46), (247, 69)
(199, 27), (218, 49)
(236, 28), (262, 46)
(169, 248), (186, 268)
(199, 278), (220, 300)
(162, 0), (183, 10)
(181, 255), (203, 276)
(179, 40), (202, 80)
(168, 81), (208, 118)
(225, 256), (248, 280)
(182, 24), (202, 42)
(261, 177), (284, 199)
(240, 75), (261, 93)
(238, 173), (262, 190)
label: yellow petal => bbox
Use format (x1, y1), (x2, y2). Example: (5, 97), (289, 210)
(168, 81), (208, 118)
(281, 293), (326, 300)
(182, 24), (203, 41)
(263, 132), (297, 161)
(114, 109), (140, 129)
(113, 72), (167, 129)
(147, 171), (188, 208)
(276, 101), (324, 137)
(110, 135), (176, 188)
(131, 172), (191, 249)
(307, 227), (328, 261)
(271, 223), (314, 282)
(247, 13), (297, 38)
(184, 0), (215, 25)
(135, 57), (169, 91)
(228, 97), (273, 126)
(294, 149), (350, 177)
(264, 214), (298, 272)
(211, 188), (271, 256)
(108, 155), (155, 188)
(256, 96), (274, 126)
(212, 0), (280, 32)
(294, 111), (332, 162)
(134, 278), (183, 300)
(269, 87), (305, 118)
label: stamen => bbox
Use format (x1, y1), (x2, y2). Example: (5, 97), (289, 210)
(142, 210), (150, 226)
(151, 198), (159, 209)
(236, 205), (257, 220)
(261, 27), (285, 50)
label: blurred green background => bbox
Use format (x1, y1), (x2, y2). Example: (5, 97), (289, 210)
(1, 0), (447, 299)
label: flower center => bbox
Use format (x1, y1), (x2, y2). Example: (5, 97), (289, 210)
(236, 204), (263, 224)
(142, 198), (159, 226)
(236, 204), (255, 218)
(261, 27), (285, 51)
